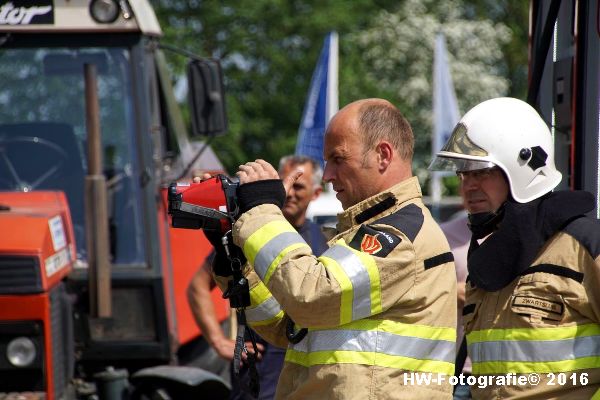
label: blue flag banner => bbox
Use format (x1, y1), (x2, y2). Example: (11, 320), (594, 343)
(295, 31), (339, 168)
(431, 32), (460, 204)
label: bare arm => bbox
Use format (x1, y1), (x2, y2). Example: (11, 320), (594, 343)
(456, 281), (466, 311)
(188, 258), (265, 361)
(187, 261), (237, 361)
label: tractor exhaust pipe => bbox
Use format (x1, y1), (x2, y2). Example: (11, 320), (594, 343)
(84, 63), (112, 318)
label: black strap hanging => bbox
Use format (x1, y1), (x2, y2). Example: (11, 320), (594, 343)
(286, 317), (308, 344)
(233, 310), (260, 398)
(453, 337), (468, 395)
(221, 232), (260, 397)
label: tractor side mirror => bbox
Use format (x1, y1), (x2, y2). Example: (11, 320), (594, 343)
(187, 59), (228, 136)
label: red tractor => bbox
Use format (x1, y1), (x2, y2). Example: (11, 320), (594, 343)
(0, 1), (230, 398)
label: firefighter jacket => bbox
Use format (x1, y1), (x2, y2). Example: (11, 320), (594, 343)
(226, 177), (457, 400)
(463, 191), (600, 399)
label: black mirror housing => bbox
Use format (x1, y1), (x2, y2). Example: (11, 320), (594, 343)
(187, 59), (228, 136)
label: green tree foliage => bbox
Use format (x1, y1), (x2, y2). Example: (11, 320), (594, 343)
(152, 0), (398, 174)
(464, 0), (530, 99)
(152, 0), (529, 181)
(355, 0), (514, 192)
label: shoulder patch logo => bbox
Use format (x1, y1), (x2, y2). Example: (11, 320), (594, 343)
(361, 234), (382, 254)
(349, 225), (401, 257)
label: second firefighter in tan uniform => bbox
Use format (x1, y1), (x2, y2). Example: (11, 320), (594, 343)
(463, 219), (600, 399)
(430, 97), (600, 399)
(216, 99), (457, 399)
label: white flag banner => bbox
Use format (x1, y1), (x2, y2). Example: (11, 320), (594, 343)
(431, 33), (460, 202)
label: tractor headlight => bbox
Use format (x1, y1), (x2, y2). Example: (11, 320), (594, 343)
(89, 0), (120, 23)
(7, 337), (37, 367)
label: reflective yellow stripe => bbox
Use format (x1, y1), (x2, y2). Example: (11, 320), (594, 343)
(468, 324), (600, 375)
(247, 281), (284, 326)
(249, 310), (285, 327)
(243, 219), (310, 284)
(366, 319), (456, 342)
(325, 319), (456, 342)
(249, 281), (271, 306)
(317, 240), (383, 324)
(319, 254), (353, 325)
(467, 323), (600, 343)
(285, 319), (456, 374)
(263, 242), (308, 284)
(472, 356), (600, 375)
(285, 349), (455, 375)
(243, 220), (298, 264)
(350, 244), (382, 315)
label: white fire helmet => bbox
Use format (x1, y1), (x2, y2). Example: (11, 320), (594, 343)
(429, 97), (562, 203)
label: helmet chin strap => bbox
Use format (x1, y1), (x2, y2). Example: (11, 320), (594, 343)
(467, 202), (506, 240)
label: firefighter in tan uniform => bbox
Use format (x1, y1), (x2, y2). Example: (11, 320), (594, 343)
(214, 99), (457, 399)
(430, 97), (600, 399)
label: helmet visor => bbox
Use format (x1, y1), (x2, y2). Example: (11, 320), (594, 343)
(429, 121), (493, 172)
(429, 156), (496, 172)
(440, 122), (488, 157)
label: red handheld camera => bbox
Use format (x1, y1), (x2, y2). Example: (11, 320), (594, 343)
(168, 174), (240, 233)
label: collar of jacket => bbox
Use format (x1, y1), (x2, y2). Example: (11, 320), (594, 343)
(467, 190), (595, 292)
(538, 190), (596, 238)
(336, 176), (422, 232)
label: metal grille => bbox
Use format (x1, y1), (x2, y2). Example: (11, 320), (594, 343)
(50, 283), (73, 400)
(0, 256), (41, 294)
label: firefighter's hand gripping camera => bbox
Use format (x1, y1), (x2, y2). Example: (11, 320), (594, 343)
(168, 175), (249, 308)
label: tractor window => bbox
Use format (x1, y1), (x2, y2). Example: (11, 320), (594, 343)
(0, 47), (146, 266)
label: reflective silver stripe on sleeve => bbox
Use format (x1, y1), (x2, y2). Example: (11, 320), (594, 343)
(321, 245), (372, 321)
(469, 335), (600, 363)
(254, 231), (307, 280)
(291, 328), (455, 363)
(245, 296), (282, 323)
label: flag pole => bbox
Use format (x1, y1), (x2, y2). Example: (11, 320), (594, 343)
(431, 32), (460, 219)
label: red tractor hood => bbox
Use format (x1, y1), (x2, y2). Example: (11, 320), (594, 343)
(0, 191), (76, 290)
